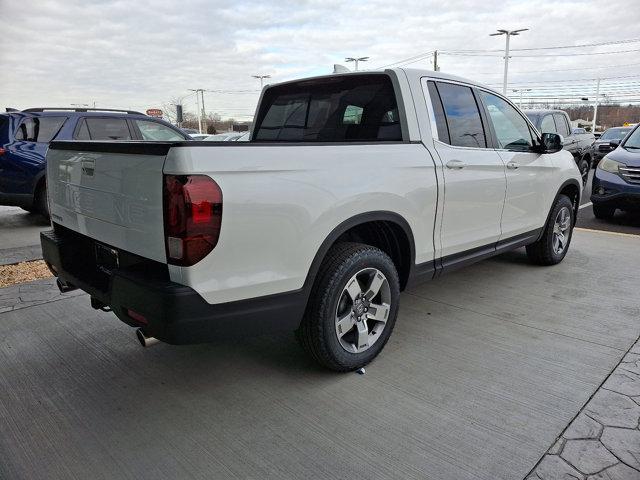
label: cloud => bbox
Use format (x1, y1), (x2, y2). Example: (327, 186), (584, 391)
(1, 0), (639, 119)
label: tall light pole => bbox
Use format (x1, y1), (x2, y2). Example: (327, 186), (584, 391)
(512, 88), (531, 108)
(592, 78), (601, 134)
(490, 28), (528, 95)
(252, 75), (271, 89)
(345, 56), (369, 71)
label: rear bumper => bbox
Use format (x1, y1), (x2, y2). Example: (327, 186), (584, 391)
(41, 227), (305, 344)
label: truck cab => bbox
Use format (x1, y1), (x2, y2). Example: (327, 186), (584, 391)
(524, 109), (595, 185)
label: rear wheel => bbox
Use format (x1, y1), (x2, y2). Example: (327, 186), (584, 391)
(593, 204), (615, 220)
(526, 195), (574, 266)
(297, 242), (400, 372)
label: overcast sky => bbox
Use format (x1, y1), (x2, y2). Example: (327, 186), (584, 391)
(1, 0), (639, 120)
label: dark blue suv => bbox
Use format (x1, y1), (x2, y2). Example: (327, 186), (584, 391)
(591, 123), (640, 219)
(0, 108), (189, 218)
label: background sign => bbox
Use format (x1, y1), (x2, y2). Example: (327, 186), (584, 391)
(146, 108), (163, 117)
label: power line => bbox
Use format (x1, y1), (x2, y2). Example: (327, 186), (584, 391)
(441, 47), (640, 58)
(474, 62), (640, 76)
(447, 37), (640, 53)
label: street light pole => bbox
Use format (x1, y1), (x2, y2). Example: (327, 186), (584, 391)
(592, 78), (601, 134)
(345, 56), (369, 71)
(490, 28), (528, 95)
(252, 75), (271, 89)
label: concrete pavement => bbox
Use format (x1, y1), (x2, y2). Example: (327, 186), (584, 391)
(1, 229), (638, 480)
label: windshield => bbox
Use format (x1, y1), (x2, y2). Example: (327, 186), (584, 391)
(623, 126), (640, 149)
(600, 127), (631, 140)
(524, 113), (540, 127)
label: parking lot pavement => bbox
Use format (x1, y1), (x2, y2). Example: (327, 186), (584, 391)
(1, 229), (639, 480)
(0, 206), (49, 264)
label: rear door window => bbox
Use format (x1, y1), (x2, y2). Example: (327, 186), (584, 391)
(434, 82), (486, 148)
(79, 117), (132, 140)
(253, 74), (402, 142)
(14, 116), (67, 142)
(134, 120), (185, 141)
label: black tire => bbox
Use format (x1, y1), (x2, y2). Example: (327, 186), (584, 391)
(297, 242), (400, 372)
(593, 204), (615, 220)
(35, 182), (49, 220)
(526, 195), (574, 266)
(578, 157), (590, 186)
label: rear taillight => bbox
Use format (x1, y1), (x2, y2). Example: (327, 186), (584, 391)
(163, 174), (222, 266)
(0, 147), (6, 156)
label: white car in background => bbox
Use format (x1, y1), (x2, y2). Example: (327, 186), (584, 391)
(204, 132), (244, 141)
(188, 133), (210, 141)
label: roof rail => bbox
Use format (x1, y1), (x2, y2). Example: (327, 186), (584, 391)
(22, 107), (145, 115)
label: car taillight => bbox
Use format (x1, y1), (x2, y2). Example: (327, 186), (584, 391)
(0, 147), (6, 156)
(163, 174), (222, 266)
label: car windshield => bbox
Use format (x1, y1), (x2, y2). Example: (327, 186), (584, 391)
(600, 128), (631, 140)
(623, 127), (640, 149)
(524, 113), (540, 126)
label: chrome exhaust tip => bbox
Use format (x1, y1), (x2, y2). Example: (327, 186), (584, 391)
(136, 328), (160, 348)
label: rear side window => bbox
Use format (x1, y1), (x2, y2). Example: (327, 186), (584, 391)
(434, 82), (486, 148)
(553, 113), (570, 137)
(253, 74), (402, 142)
(77, 118), (132, 140)
(134, 120), (185, 141)
(14, 116), (66, 142)
(540, 115), (557, 134)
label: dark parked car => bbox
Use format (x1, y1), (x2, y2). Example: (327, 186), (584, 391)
(590, 126), (634, 166)
(591, 123), (640, 219)
(0, 108), (189, 217)
(524, 109), (595, 185)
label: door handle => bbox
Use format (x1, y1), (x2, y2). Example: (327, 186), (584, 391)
(506, 161), (520, 170)
(446, 159), (466, 169)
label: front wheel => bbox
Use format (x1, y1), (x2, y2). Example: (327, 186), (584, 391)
(297, 242), (400, 372)
(526, 195), (574, 265)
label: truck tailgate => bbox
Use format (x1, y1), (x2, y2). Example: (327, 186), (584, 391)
(47, 142), (169, 263)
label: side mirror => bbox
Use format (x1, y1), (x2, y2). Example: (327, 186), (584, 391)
(541, 133), (563, 153)
(609, 139), (620, 148)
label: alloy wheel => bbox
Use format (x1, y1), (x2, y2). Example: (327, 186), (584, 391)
(334, 268), (391, 353)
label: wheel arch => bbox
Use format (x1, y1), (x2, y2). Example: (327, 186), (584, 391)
(302, 211), (416, 296)
(538, 179), (581, 241)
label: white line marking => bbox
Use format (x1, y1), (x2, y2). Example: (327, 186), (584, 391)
(575, 227), (639, 238)
(578, 202), (592, 210)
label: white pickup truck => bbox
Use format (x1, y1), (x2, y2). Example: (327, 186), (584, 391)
(42, 69), (582, 371)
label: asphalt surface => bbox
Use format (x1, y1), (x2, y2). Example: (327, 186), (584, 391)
(1, 230), (639, 480)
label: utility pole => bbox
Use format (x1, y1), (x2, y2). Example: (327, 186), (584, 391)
(490, 28), (528, 95)
(190, 88), (204, 133)
(345, 56), (369, 71)
(433, 50), (439, 71)
(252, 75), (271, 89)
